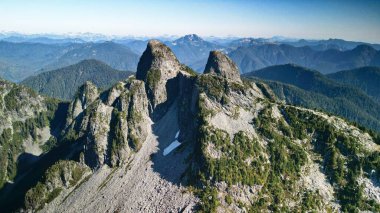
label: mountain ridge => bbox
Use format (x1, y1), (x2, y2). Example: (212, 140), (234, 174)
(44, 41), (139, 72)
(327, 66), (380, 102)
(0, 41), (139, 82)
(229, 43), (380, 74)
(0, 40), (379, 212)
(21, 59), (134, 100)
(244, 63), (380, 132)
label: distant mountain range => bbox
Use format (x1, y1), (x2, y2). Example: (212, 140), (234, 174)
(1, 33), (380, 82)
(21, 59), (133, 100)
(165, 34), (224, 72)
(0, 32), (161, 43)
(0, 41), (138, 82)
(244, 64), (380, 132)
(43, 41), (139, 72)
(113, 39), (148, 56)
(0, 41), (80, 81)
(0, 36), (85, 44)
(2, 32), (379, 50)
(227, 38), (276, 49)
(284, 38), (380, 51)
(230, 44), (380, 74)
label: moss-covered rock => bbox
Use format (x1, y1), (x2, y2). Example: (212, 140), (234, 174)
(24, 160), (90, 211)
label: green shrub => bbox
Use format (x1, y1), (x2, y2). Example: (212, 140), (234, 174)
(197, 75), (226, 102)
(182, 65), (198, 76)
(25, 161), (88, 210)
(46, 187), (63, 203)
(70, 166), (85, 186)
(225, 195), (233, 205)
(129, 133), (140, 151)
(199, 186), (219, 212)
(146, 69), (161, 89)
(40, 137), (58, 153)
(25, 182), (47, 210)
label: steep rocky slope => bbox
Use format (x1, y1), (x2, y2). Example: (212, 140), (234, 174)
(185, 52), (380, 212)
(26, 40), (199, 212)
(1, 40), (379, 212)
(0, 78), (66, 189)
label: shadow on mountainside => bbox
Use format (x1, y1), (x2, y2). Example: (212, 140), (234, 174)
(150, 100), (195, 186)
(0, 141), (84, 213)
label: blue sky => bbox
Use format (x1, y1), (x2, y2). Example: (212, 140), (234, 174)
(0, 0), (379, 42)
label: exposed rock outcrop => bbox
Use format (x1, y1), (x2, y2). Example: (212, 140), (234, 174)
(108, 79), (150, 166)
(105, 81), (126, 106)
(136, 40), (182, 82)
(63, 77), (150, 169)
(204, 50), (241, 82)
(83, 100), (114, 168)
(136, 40), (182, 120)
(24, 160), (91, 211)
(65, 81), (99, 128)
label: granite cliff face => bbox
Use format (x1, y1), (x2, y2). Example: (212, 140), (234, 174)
(136, 40), (181, 116)
(62, 78), (150, 169)
(1, 40), (380, 213)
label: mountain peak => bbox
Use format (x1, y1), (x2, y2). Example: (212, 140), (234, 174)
(183, 34), (202, 41)
(136, 40), (181, 81)
(66, 80), (99, 120)
(204, 51), (241, 82)
(77, 81), (99, 102)
(135, 40), (182, 116)
(174, 34), (204, 44)
(147, 39), (164, 47)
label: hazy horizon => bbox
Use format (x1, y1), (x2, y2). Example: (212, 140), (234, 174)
(1, 31), (380, 44)
(1, 0), (380, 43)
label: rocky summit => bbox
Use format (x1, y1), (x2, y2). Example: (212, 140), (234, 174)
(0, 40), (380, 213)
(136, 40), (182, 81)
(135, 40), (181, 116)
(204, 50), (242, 82)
